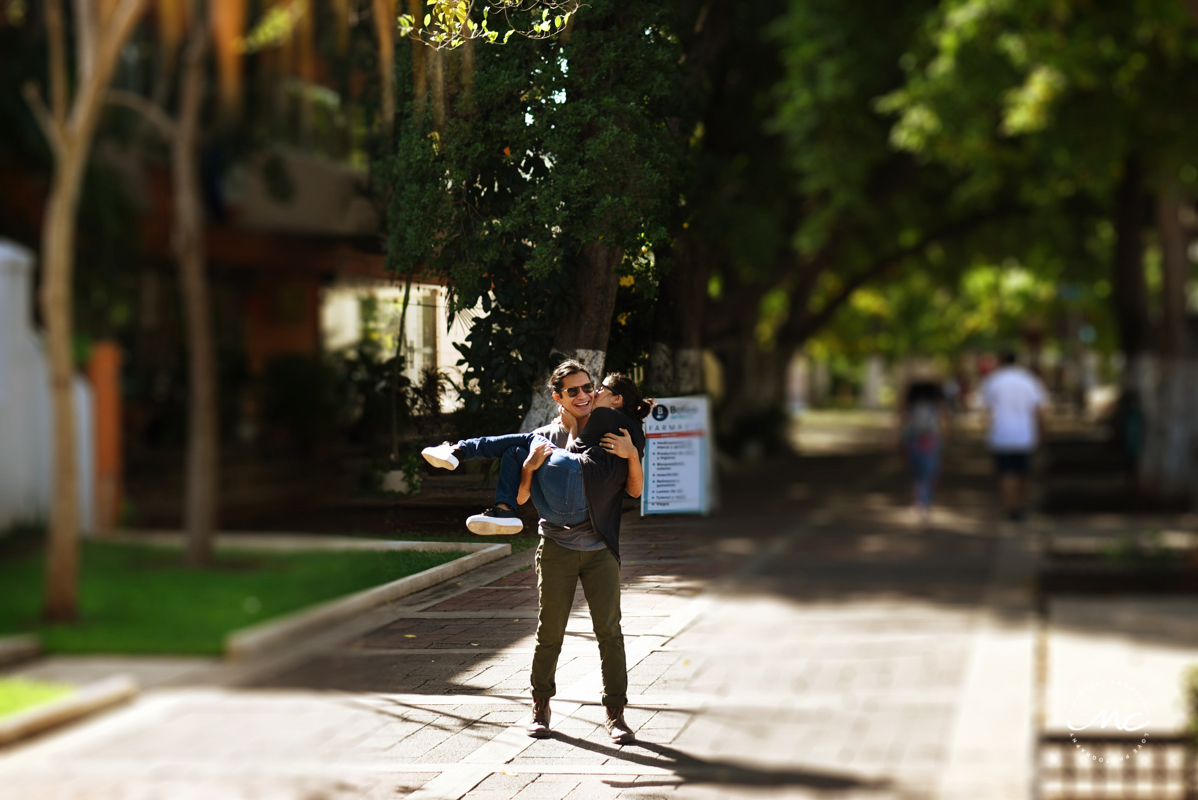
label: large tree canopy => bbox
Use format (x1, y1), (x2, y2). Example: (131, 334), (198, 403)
(879, 0), (1198, 357)
(381, 0), (684, 430)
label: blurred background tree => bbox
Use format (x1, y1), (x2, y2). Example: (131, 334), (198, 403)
(4, 0), (1198, 577)
(879, 0), (1198, 497)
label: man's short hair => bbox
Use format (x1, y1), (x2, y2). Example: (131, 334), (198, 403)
(548, 360), (591, 394)
(999, 351), (1017, 366)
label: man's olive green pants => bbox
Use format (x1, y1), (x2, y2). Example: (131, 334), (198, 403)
(531, 537), (628, 708)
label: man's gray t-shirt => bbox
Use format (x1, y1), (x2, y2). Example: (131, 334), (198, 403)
(533, 420), (607, 552)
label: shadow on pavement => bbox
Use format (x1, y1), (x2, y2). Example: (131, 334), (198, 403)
(551, 731), (889, 792)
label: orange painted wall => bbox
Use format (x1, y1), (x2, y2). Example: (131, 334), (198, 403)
(87, 342), (123, 534)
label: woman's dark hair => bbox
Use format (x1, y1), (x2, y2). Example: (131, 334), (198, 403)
(602, 373), (654, 421)
(548, 359), (592, 393)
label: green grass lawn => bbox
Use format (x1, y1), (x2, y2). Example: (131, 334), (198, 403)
(0, 538), (466, 655)
(0, 677), (74, 719)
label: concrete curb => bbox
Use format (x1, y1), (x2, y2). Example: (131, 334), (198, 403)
(0, 675), (138, 747)
(224, 542), (511, 662)
(0, 635), (40, 667)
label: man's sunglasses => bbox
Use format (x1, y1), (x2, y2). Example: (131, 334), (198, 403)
(562, 383), (595, 398)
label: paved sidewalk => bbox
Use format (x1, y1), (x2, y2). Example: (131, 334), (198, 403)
(0, 428), (1041, 799)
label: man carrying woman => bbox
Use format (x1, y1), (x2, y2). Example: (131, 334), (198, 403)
(422, 360), (652, 744)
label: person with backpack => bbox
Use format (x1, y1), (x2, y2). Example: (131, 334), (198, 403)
(900, 380), (949, 524)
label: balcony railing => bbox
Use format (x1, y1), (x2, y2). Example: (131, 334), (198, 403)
(1039, 732), (1197, 800)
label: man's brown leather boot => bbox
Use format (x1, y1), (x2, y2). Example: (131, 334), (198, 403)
(604, 706), (634, 744)
(526, 698), (551, 738)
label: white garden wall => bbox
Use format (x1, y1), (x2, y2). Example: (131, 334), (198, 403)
(0, 239), (93, 534)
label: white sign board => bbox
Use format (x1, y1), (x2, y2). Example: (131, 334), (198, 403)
(641, 395), (716, 516)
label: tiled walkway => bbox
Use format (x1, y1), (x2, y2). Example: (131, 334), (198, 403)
(0, 429), (1041, 799)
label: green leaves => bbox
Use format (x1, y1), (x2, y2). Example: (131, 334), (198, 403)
(376, 0), (681, 432)
(401, 1), (581, 50)
(880, 0), (1198, 205)
(1000, 64), (1066, 136)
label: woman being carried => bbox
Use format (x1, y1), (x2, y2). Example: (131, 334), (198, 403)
(425, 366), (650, 744)
(421, 373), (651, 546)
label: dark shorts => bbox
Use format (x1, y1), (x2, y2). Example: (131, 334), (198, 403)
(993, 451), (1032, 475)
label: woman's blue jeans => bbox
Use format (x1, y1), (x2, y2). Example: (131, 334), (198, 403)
(454, 433), (588, 527)
(907, 448), (941, 508)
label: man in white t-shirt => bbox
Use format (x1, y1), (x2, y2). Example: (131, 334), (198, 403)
(979, 352), (1048, 522)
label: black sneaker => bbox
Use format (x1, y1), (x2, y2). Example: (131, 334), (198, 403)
(466, 505), (523, 536)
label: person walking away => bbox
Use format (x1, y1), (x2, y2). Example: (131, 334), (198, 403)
(900, 380), (948, 525)
(979, 352), (1048, 522)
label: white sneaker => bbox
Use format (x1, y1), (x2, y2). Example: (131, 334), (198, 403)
(422, 443), (460, 470)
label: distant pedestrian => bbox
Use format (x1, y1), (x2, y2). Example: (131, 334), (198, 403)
(942, 376), (960, 415)
(900, 380), (948, 524)
(979, 352), (1048, 522)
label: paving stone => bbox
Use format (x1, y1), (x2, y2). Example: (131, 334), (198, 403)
(473, 772), (538, 793)
(512, 775), (582, 799)
(562, 777), (627, 800)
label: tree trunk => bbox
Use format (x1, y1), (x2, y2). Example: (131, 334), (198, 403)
(1137, 357), (1196, 504)
(1137, 182), (1193, 505)
(520, 243), (624, 431)
(712, 335), (790, 457)
(42, 148), (86, 621)
(429, 46), (445, 133)
(72, 0), (97, 86)
(408, 0), (427, 117)
(210, 0), (246, 122)
(1157, 182), (1188, 358)
(459, 31), (474, 115)
(175, 27), (219, 568)
(296, 0), (316, 148)
(38, 0), (149, 622)
(647, 233), (709, 396)
(373, 0), (396, 133)
(1112, 157), (1151, 358)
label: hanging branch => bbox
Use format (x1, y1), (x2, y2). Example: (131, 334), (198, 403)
(105, 88), (177, 138)
(45, 0), (69, 124)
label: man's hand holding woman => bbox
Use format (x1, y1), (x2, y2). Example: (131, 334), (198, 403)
(602, 429), (637, 460)
(518, 441), (554, 505)
(603, 428), (644, 498)
(524, 441), (553, 470)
